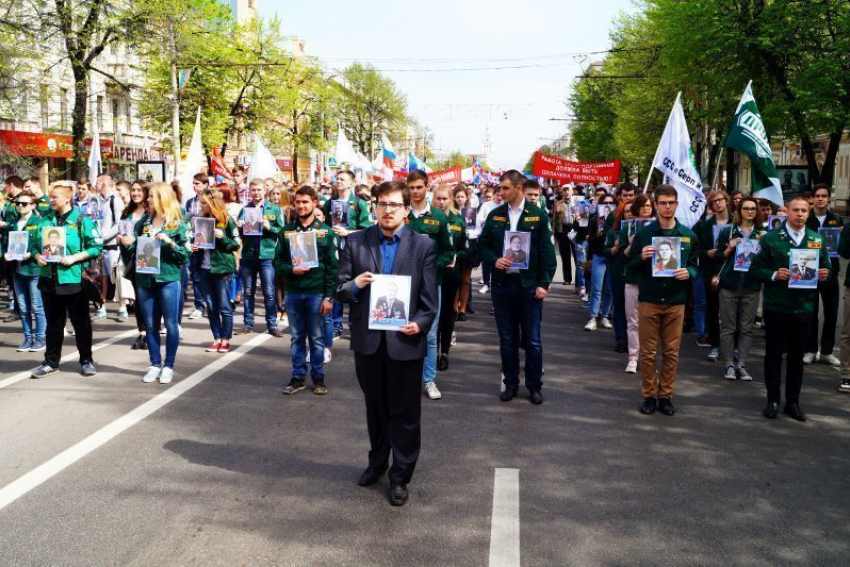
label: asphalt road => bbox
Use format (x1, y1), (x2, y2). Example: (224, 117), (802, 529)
(0, 267), (849, 566)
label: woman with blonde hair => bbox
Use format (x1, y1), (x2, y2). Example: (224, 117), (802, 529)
(119, 182), (190, 384)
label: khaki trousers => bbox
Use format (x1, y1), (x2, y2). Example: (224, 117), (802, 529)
(638, 301), (685, 399)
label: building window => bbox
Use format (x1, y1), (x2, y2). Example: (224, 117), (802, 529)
(40, 84), (49, 129)
(60, 88), (68, 131)
(125, 99), (132, 133)
(112, 98), (119, 132)
(96, 95), (104, 131)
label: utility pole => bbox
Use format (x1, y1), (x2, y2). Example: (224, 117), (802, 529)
(170, 63), (181, 179)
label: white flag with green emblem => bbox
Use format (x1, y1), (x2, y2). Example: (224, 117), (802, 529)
(724, 81), (783, 206)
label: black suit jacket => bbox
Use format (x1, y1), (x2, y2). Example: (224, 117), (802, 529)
(336, 225), (438, 361)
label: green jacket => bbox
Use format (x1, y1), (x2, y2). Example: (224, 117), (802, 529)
(199, 217), (240, 275)
(478, 201), (557, 290)
(443, 211), (469, 280)
(274, 218), (339, 297)
(5, 214), (42, 277)
(626, 219), (699, 305)
(715, 224), (765, 292)
(125, 214), (191, 288)
(750, 221), (830, 314)
(36, 208), (103, 285)
(407, 205), (456, 283)
(34, 195), (53, 220)
(322, 191), (371, 231)
(695, 215), (731, 278)
(239, 200), (284, 261)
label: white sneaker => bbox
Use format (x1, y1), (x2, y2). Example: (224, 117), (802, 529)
(737, 366), (753, 381)
(624, 359), (637, 373)
(820, 353), (840, 367)
(159, 367), (174, 384)
(188, 309), (203, 320)
(479, 285), (490, 294)
(425, 381), (442, 400)
(450, 331), (457, 346)
(584, 318), (597, 331)
(324, 348), (332, 363)
(580, 293), (589, 302)
(803, 352), (817, 365)
(142, 366), (160, 383)
(724, 365), (737, 380)
(599, 317), (613, 329)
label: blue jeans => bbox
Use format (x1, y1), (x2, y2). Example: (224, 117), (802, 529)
(286, 293), (325, 381)
(324, 313), (334, 347)
(692, 274), (707, 336)
(137, 281), (181, 368)
(491, 279), (543, 390)
(13, 272), (46, 341)
(423, 284), (441, 383)
(482, 262), (492, 286)
(198, 270), (233, 340)
(573, 241), (587, 290)
(332, 300), (344, 333)
(188, 258), (204, 312)
(240, 258), (277, 330)
(610, 276), (627, 343)
(588, 255), (613, 318)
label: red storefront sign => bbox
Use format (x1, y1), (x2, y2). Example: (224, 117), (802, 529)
(276, 158), (293, 171)
(532, 152), (621, 184)
(0, 129), (161, 162)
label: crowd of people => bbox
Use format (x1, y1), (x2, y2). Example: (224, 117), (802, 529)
(1, 167), (848, 505)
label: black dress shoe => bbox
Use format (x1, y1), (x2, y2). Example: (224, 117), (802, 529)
(783, 402), (807, 422)
(763, 401), (779, 419)
(658, 397), (676, 416)
(456, 312), (467, 322)
(389, 484), (409, 506)
(528, 389), (543, 405)
(357, 466), (387, 487)
(639, 398), (657, 415)
(500, 387), (518, 402)
(614, 341), (627, 353)
(437, 354), (449, 371)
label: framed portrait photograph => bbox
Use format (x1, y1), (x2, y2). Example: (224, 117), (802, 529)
(778, 165), (810, 201)
(41, 226), (66, 263)
(733, 239), (761, 272)
(788, 248), (819, 289)
(652, 236), (681, 277)
(6, 230), (29, 260)
(368, 274), (412, 331)
(242, 207), (264, 236)
(193, 217), (216, 250)
(767, 215), (786, 232)
(86, 197), (103, 221)
(288, 230), (319, 269)
(503, 231), (531, 270)
(713, 223), (730, 248)
(136, 236), (161, 275)
(572, 200), (591, 228)
(818, 227), (840, 258)
(331, 199), (349, 227)
(136, 161), (166, 184)
(621, 220), (635, 237)
(461, 206), (477, 232)
(633, 219), (654, 235)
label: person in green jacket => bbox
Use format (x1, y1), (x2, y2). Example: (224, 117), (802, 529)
(119, 182), (191, 385)
(191, 189), (241, 354)
(4, 192), (46, 351)
(749, 194), (830, 422)
(0, 175), (25, 324)
(275, 185), (338, 396)
(715, 196), (765, 382)
(431, 184), (469, 371)
(478, 171), (557, 405)
(236, 178), (285, 337)
(406, 169), (456, 401)
(626, 185), (698, 417)
(31, 181), (104, 379)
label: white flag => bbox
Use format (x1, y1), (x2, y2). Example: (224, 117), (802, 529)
(87, 121), (102, 181)
(247, 132), (281, 182)
(646, 92), (706, 228)
(177, 107), (205, 206)
(334, 128), (360, 168)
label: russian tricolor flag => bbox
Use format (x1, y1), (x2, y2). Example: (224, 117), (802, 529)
(381, 135), (396, 169)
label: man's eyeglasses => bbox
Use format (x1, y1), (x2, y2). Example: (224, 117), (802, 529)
(375, 202), (405, 212)
(657, 201), (677, 208)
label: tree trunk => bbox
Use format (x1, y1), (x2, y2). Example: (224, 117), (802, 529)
(820, 130), (844, 187)
(71, 70), (89, 180)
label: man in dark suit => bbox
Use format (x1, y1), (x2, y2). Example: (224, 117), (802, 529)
(336, 180), (438, 507)
(374, 282), (407, 321)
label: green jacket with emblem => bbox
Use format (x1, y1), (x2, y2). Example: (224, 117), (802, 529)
(200, 216), (240, 275)
(478, 201), (557, 290)
(714, 224), (765, 292)
(238, 200), (284, 261)
(36, 208), (103, 285)
(749, 221), (831, 314)
(625, 219), (699, 304)
(806, 209), (843, 283)
(274, 218), (339, 297)
(443, 210), (469, 280)
(123, 214), (191, 287)
(406, 206), (456, 283)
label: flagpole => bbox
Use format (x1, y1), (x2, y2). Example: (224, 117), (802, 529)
(710, 147), (725, 191)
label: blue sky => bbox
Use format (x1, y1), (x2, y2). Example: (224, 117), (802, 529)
(260, 0), (637, 169)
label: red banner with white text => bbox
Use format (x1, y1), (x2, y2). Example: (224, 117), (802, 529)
(427, 166), (463, 185)
(532, 152), (621, 184)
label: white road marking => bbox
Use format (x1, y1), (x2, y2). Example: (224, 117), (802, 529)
(489, 468), (520, 567)
(0, 332), (272, 512)
(0, 328), (139, 390)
